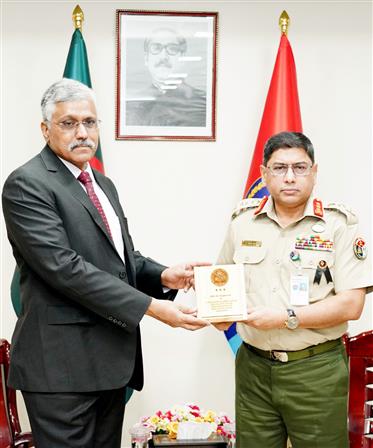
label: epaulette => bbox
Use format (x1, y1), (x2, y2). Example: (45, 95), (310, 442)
(324, 202), (358, 225)
(231, 198), (262, 220)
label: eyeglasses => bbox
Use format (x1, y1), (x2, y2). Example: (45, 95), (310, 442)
(148, 43), (181, 56)
(49, 119), (101, 132)
(266, 163), (313, 177)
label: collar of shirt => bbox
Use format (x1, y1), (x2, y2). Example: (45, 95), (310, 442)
(57, 157), (94, 184)
(254, 195), (326, 223)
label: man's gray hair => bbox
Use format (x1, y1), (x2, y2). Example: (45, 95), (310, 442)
(41, 78), (96, 123)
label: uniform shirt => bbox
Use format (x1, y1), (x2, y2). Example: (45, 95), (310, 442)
(58, 157), (125, 264)
(217, 195), (372, 351)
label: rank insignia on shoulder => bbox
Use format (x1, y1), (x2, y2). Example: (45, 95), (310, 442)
(231, 198), (262, 220)
(254, 196), (268, 216)
(325, 202), (358, 225)
(313, 198), (324, 218)
(353, 237), (367, 260)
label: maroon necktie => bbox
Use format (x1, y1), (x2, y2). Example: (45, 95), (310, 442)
(78, 171), (113, 240)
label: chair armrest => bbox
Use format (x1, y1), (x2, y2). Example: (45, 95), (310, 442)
(14, 431), (34, 447)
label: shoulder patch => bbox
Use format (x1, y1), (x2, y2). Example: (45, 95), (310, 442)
(324, 202), (358, 225)
(231, 198), (262, 220)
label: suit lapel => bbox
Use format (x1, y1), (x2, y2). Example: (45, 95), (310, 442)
(40, 147), (117, 252)
(93, 171), (136, 283)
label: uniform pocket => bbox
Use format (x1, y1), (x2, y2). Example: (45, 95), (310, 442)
(233, 246), (267, 264)
(233, 246), (267, 293)
(298, 251), (335, 301)
(299, 251), (334, 270)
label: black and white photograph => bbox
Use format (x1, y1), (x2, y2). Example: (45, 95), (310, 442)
(116, 10), (218, 140)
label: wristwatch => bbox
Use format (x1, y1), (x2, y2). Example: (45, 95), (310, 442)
(285, 309), (299, 330)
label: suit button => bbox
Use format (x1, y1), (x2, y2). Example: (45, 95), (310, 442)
(119, 271), (127, 280)
(122, 323), (127, 328)
(117, 320), (122, 325)
(108, 316), (113, 321)
(113, 318), (118, 324)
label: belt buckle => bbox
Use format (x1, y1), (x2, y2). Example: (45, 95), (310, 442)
(270, 350), (288, 363)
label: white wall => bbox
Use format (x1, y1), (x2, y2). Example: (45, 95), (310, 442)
(1, 1), (372, 447)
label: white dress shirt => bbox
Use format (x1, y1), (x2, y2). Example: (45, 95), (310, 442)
(58, 157), (125, 264)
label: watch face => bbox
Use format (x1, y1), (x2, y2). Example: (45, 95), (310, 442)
(287, 316), (299, 330)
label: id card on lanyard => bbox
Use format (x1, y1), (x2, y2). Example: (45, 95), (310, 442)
(290, 274), (309, 306)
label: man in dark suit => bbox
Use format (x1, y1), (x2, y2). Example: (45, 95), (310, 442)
(2, 78), (209, 448)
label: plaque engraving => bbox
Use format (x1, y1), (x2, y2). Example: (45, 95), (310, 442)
(194, 264), (247, 323)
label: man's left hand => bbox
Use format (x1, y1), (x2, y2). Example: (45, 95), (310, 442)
(243, 306), (288, 330)
(161, 262), (211, 291)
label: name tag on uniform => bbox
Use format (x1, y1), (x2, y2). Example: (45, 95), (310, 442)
(241, 240), (262, 247)
(290, 275), (309, 306)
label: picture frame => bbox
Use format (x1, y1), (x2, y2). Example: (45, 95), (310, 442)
(116, 10), (218, 141)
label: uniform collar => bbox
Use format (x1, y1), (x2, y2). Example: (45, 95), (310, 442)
(303, 196), (325, 221)
(254, 195), (326, 223)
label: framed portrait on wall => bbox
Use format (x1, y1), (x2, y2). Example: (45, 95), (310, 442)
(116, 10), (218, 141)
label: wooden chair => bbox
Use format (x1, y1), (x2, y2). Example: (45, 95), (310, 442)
(0, 339), (33, 448)
(345, 330), (373, 448)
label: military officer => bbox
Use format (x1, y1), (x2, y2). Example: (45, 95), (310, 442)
(216, 131), (372, 448)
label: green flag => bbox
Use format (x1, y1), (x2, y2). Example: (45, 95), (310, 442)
(63, 28), (104, 173)
(63, 29), (92, 87)
(10, 267), (22, 317)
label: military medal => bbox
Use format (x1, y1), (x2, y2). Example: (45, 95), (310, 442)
(295, 235), (333, 252)
(353, 237), (367, 260)
(313, 260), (333, 284)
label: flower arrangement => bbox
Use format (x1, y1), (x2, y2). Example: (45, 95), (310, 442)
(139, 403), (235, 440)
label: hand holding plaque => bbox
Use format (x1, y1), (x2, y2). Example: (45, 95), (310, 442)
(194, 264), (247, 323)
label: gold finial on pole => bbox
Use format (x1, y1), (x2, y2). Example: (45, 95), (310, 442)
(279, 10), (290, 35)
(72, 5), (84, 30)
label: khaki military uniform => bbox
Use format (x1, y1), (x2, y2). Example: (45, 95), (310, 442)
(218, 195), (372, 351)
(218, 195), (372, 448)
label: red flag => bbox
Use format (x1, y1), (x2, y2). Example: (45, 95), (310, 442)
(225, 33), (303, 355)
(243, 34), (302, 199)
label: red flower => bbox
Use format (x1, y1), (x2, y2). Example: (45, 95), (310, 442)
(189, 405), (200, 411)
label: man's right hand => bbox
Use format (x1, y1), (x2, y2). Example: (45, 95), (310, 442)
(146, 299), (210, 331)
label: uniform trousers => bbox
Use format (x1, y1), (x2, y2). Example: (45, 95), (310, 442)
(22, 386), (126, 448)
(235, 342), (348, 448)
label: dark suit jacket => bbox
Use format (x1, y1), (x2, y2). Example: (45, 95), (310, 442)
(2, 146), (175, 393)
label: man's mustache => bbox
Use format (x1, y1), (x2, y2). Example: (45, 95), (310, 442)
(68, 140), (96, 151)
(155, 59), (172, 68)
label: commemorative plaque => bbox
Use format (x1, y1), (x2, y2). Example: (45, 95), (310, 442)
(194, 264), (247, 323)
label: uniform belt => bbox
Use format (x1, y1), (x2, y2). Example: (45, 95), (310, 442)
(244, 338), (342, 363)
